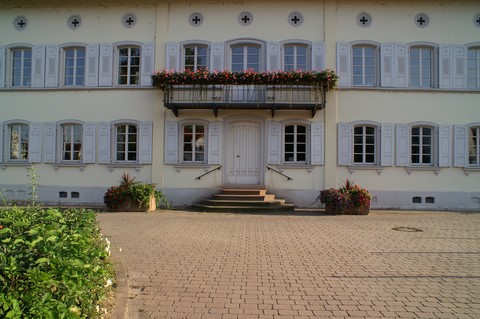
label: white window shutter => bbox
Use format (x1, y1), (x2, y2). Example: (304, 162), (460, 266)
(165, 42), (180, 71)
(396, 124), (409, 166)
(29, 123), (42, 163)
(0, 122), (3, 162)
(210, 42), (225, 72)
(337, 123), (352, 166)
(43, 122), (56, 163)
(208, 122), (222, 164)
(98, 122), (111, 164)
(165, 122), (178, 164)
(267, 121), (281, 164)
(454, 45), (467, 89)
(394, 44), (408, 88)
(454, 125), (467, 167)
(139, 122), (153, 164)
(85, 44), (99, 87)
(336, 42), (351, 87)
(45, 45), (59, 87)
(439, 45), (453, 89)
(311, 42), (325, 71)
(32, 45), (46, 88)
(311, 122), (324, 165)
(266, 42), (280, 71)
(0, 46), (5, 88)
(98, 43), (113, 86)
(438, 125), (452, 167)
(380, 124), (394, 166)
(141, 42), (155, 86)
(381, 43), (394, 87)
(82, 122), (96, 164)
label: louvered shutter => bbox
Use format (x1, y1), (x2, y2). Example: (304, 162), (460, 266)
(454, 46), (467, 89)
(208, 122), (222, 165)
(45, 45), (59, 87)
(29, 123), (42, 163)
(165, 122), (178, 164)
(380, 124), (394, 166)
(267, 121), (281, 164)
(210, 42), (225, 71)
(98, 122), (111, 164)
(0, 46), (5, 88)
(82, 122), (96, 163)
(165, 42), (180, 71)
(394, 44), (408, 88)
(85, 44), (99, 87)
(0, 122), (3, 162)
(98, 43), (113, 86)
(266, 42), (280, 71)
(396, 124), (409, 166)
(311, 42), (325, 71)
(438, 125), (452, 167)
(336, 42), (350, 87)
(311, 122), (324, 165)
(139, 122), (153, 164)
(141, 42), (155, 86)
(43, 122), (56, 163)
(337, 123), (352, 166)
(381, 43), (394, 87)
(32, 45), (46, 88)
(439, 45), (453, 89)
(453, 125), (467, 167)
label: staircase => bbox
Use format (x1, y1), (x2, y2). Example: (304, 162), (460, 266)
(193, 188), (295, 213)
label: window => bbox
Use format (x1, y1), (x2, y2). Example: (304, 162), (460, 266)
(411, 126), (433, 165)
(61, 124), (82, 161)
(64, 47), (85, 86)
(11, 48), (32, 87)
(467, 47), (480, 89)
(469, 126), (480, 165)
(184, 46), (207, 71)
(231, 45), (260, 72)
(353, 125), (376, 164)
(182, 124), (205, 163)
(7, 123), (29, 161)
(284, 45), (308, 71)
(118, 46), (140, 85)
(115, 123), (137, 162)
(284, 124), (307, 163)
(352, 45), (376, 86)
(410, 47), (433, 88)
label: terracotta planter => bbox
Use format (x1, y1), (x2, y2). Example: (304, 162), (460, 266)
(110, 196), (156, 212)
(325, 203), (370, 215)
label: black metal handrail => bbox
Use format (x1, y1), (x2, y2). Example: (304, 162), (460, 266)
(266, 165), (293, 181)
(195, 166), (222, 180)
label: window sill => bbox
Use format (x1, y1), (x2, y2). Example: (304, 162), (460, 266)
(464, 167), (480, 176)
(1, 162), (32, 170)
(347, 165), (383, 175)
(52, 163), (87, 171)
(174, 164), (212, 173)
(275, 164), (314, 173)
(404, 166), (440, 175)
(105, 163), (143, 172)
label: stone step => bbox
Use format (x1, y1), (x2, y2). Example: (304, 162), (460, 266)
(192, 204), (295, 213)
(220, 188), (267, 196)
(201, 199), (286, 207)
(212, 194), (276, 201)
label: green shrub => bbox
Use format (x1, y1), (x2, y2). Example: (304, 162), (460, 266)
(0, 207), (114, 318)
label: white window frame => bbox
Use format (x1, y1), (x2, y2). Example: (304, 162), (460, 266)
(181, 41), (210, 71)
(410, 124), (435, 166)
(353, 123), (378, 165)
(282, 121), (310, 164)
(113, 121), (139, 163)
(61, 45), (87, 87)
(116, 44), (141, 86)
(468, 125), (480, 166)
(227, 40), (265, 72)
(352, 43), (379, 87)
(9, 46), (32, 88)
(5, 121), (30, 162)
(180, 120), (208, 164)
(408, 42), (438, 88)
(58, 121), (83, 162)
(467, 46), (480, 89)
(283, 43), (310, 71)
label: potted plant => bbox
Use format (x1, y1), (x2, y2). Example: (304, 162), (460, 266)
(104, 173), (157, 212)
(318, 179), (372, 215)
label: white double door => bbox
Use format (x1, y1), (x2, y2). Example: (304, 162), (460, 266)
(225, 119), (263, 185)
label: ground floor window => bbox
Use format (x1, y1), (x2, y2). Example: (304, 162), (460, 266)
(8, 123), (29, 161)
(469, 126), (480, 165)
(354, 125), (376, 164)
(182, 124), (205, 163)
(411, 126), (433, 165)
(284, 124), (307, 163)
(61, 123), (82, 161)
(115, 124), (137, 162)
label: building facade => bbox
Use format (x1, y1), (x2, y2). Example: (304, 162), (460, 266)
(0, 0), (479, 210)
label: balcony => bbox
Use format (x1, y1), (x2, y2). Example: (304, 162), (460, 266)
(163, 84), (327, 117)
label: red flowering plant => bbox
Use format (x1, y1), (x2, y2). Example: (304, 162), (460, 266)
(151, 68), (338, 90)
(318, 179), (373, 215)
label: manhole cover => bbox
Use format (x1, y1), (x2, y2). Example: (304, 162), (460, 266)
(391, 226), (423, 232)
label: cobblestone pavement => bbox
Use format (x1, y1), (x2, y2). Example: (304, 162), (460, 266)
(97, 211), (480, 319)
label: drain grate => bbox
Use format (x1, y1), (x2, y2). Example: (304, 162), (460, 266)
(392, 226), (423, 232)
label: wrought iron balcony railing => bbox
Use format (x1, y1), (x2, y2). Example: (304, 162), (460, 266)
(163, 84), (327, 117)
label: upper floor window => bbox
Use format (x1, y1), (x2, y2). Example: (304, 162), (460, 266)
(284, 45), (308, 71)
(182, 123), (205, 163)
(284, 124), (307, 163)
(184, 46), (208, 71)
(231, 45), (260, 72)
(61, 123), (82, 161)
(64, 47), (85, 86)
(352, 45), (376, 86)
(410, 47), (433, 88)
(118, 46), (140, 85)
(8, 123), (29, 161)
(354, 125), (377, 164)
(469, 126), (480, 165)
(115, 123), (137, 162)
(467, 47), (480, 89)
(11, 48), (32, 87)
(411, 126), (433, 165)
